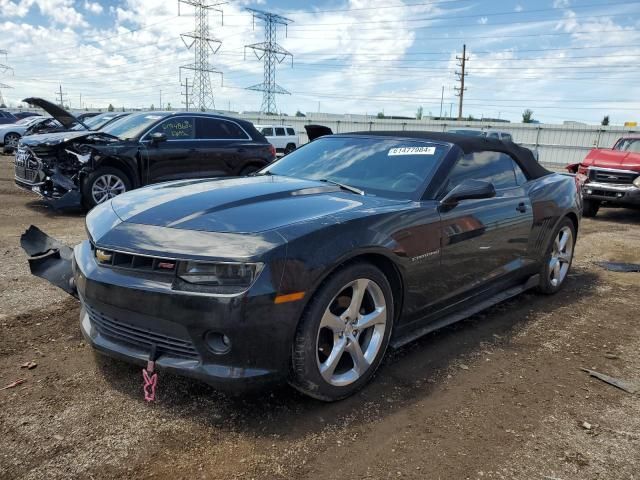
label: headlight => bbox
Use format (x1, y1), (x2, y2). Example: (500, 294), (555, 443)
(633, 176), (640, 188)
(176, 261), (263, 294)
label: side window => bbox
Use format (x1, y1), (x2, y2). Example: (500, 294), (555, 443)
(149, 117), (194, 139)
(286, 128), (295, 136)
(444, 151), (518, 193)
(275, 127), (286, 136)
(260, 127), (273, 136)
(512, 160), (528, 185)
(196, 118), (249, 140)
(502, 134), (513, 142)
(488, 132), (499, 139)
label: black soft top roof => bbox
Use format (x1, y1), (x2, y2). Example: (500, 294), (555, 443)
(340, 130), (551, 180)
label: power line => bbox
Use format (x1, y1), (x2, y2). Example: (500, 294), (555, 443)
(178, 0), (224, 111)
(244, 8), (293, 114)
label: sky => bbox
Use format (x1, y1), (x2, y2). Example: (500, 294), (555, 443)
(0, 0), (639, 124)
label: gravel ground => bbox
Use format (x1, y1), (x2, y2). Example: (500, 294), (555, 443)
(0, 154), (639, 479)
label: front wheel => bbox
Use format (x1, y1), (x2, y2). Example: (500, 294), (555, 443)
(284, 143), (296, 155)
(4, 133), (20, 151)
(537, 218), (576, 294)
(290, 262), (394, 401)
(82, 167), (131, 210)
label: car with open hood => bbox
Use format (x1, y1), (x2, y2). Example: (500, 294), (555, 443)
(567, 135), (640, 217)
(22, 131), (581, 402)
(14, 110), (275, 209)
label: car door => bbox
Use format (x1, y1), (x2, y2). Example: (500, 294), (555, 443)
(144, 116), (198, 183)
(437, 150), (534, 302)
(194, 117), (253, 177)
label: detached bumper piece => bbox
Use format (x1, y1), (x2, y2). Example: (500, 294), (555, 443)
(20, 225), (77, 297)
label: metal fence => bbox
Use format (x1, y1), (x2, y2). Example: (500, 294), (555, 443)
(235, 114), (640, 167)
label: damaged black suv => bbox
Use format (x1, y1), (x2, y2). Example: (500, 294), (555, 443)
(14, 110), (276, 209)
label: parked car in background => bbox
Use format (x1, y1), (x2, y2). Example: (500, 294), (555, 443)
(13, 112), (41, 120)
(76, 112), (101, 122)
(80, 111), (131, 130)
(448, 128), (513, 142)
(23, 131), (580, 401)
(0, 110), (18, 125)
(255, 124), (298, 155)
(567, 135), (640, 217)
(0, 116), (63, 152)
(15, 111), (276, 209)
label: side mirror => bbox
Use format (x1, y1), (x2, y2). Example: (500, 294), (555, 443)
(440, 179), (496, 208)
(149, 132), (167, 144)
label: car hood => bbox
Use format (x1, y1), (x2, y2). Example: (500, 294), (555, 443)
(584, 149), (640, 171)
(19, 130), (117, 147)
(110, 175), (404, 234)
(22, 97), (88, 130)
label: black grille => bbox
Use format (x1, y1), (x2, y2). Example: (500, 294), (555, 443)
(14, 147), (42, 184)
(86, 304), (199, 359)
(15, 165), (39, 182)
(94, 246), (177, 275)
(589, 168), (638, 185)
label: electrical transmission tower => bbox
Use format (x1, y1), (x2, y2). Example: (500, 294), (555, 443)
(0, 49), (12, 107)
(55, 84), (68, 108)
(454, 44), (469, 121)
(178, 0), (224, 111)
(244, 8), (293, 114)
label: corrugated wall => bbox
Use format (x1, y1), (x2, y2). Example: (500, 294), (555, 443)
(237, 114), (640, 166)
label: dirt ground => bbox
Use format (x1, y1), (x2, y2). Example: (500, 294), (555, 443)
(1, 154), (639, 480)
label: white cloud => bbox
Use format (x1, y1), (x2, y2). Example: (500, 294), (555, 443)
(478, 16), (488, 25)
(83, 1), (103, 15)
(514, 5), (523, 12)
(553, 0), (571, 8)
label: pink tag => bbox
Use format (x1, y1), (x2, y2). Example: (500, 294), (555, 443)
(142, 365), (158, 402)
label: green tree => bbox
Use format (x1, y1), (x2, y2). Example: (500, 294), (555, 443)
(150, 104), (155, 111)
(166, 102), (172, 111)
(416, 106), (423, 120)
(376, 112), (385, 119)
(107, 103), (114, 112)
(522, 109), (534, 123)
(601, 115), (610, 126)
(295, 110), (306, 117)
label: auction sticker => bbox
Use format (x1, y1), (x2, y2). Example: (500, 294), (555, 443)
(388, 146), (436, 156)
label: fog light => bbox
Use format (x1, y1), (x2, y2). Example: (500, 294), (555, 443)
(586, 189), (593, 194)
(204, 331), (231, 354)
(616, 193), (623, 197)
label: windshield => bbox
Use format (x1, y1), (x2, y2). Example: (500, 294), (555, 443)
(264, 136), (450, 199)
(17, 117), (39, 125)
(101, 113), (167, 140)
(614, 138), (640, 153)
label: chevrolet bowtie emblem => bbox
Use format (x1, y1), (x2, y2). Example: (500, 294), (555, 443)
(96, 249), (113, 263)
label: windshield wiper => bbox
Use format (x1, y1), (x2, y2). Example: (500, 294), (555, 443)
(318, 178), (364, 195)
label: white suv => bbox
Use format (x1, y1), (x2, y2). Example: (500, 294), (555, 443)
(255, 125), (298, 156)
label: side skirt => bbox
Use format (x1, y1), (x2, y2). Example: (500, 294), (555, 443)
(390, 274), (539, 349)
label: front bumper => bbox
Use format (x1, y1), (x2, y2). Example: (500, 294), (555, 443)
(74, 240), (301, 389)
(15, 176), (83, 209)
(582, 181), (640, 206)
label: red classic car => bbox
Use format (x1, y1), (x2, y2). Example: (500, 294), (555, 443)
(567, 135), (640, 217)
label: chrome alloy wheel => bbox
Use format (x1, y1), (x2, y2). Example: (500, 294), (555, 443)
(91, 174), (126, 204)
(316, 278), (387, 387)
(5, 133), (19, 148)
(549, 225), (573, 287)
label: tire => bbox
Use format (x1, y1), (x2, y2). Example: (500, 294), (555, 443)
(81, 167), (132, 210)
(536, 217), (576, 295)
(582, 199), (600, 218)
(4, 132), (20, 151)
(290, 262), (394, 401)
(239, 164), (261, 176)
(284, 143), (296, 155)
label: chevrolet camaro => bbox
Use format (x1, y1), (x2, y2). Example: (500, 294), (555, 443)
(22, 132), (581, 401)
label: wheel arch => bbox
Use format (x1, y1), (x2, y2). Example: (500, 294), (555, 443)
(564, 211), (579, 237)
(93, 156), (140, 188)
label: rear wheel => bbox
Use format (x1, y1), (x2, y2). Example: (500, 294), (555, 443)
(239, 164), (261, 176)
(284, 143), (296, 155)
(290, 262), (394, 401)
(537, 218), (576, 294)
(82, 167), (131, 210)
(582, 199), (600, 218)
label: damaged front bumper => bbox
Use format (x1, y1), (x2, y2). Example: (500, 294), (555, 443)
(582, 181), (640, 206)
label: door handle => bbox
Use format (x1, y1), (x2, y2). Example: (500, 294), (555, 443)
(516, 202), (527, 213)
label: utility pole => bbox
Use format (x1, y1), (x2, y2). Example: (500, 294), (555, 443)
(181, 77), (191, 111)
(178, 0), (224, 111)
(55, 84), (68, 108)
(454, 44), (468, 121)
(79, 93), (82, 110)
(439, 85), (444, 118)
(0, 49), (13, 107)
(244, 8), (293, 114)
(159, 89), (162, 110)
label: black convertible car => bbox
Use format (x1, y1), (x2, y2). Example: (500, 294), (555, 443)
(22, 132), (581, 401)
